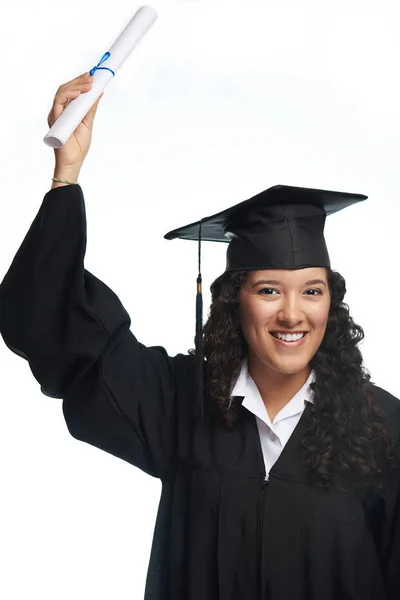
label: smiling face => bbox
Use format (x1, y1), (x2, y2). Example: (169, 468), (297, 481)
(239, 268), (331, 379)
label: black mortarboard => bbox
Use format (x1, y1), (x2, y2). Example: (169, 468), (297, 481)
(164, 184), (367, 417)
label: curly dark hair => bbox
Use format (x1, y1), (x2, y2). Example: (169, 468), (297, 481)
(203, 268), (395, 490)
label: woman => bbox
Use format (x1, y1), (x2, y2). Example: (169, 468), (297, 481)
(1, 73), (399, 600)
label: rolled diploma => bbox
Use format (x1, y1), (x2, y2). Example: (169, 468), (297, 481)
(44, 5), (157, 148)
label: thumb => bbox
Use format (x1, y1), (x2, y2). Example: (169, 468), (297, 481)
(82, 92), (104, 126)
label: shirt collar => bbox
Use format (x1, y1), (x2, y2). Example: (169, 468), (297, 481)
(230, 358), (315, 422)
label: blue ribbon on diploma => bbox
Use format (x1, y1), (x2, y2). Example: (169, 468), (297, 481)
(90, 52), (116, 77)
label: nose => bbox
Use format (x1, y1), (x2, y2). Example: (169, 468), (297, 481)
(277, 296), (304, 326)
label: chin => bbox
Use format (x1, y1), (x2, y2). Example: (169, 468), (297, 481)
(263, 356), (311, 376)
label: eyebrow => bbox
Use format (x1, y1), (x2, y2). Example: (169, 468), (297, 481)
(305, 279), (327, 287)
(252, 279), (327, 288)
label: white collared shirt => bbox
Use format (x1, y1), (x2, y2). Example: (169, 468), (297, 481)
(230, 359), (315, 480)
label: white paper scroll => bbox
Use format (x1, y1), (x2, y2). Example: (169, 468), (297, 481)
(44, 5), (157, 148)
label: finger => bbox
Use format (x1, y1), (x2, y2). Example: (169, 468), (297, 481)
(48, 89), (82, 127)
(58, 72), (93, 90)
(57, 80), (93, 96)
(82, 93), (104, 127)
(75, 71), (92, 82)
(54, 79), (92, 106)
(48, 80), (94, 127)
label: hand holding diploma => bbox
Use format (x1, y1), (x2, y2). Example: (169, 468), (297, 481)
(47, 72), (102, 180)
(44, 5), (157, 150)
(46, 6), (157, 188)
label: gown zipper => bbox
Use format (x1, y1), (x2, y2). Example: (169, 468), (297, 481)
(257, 477), (269, 600)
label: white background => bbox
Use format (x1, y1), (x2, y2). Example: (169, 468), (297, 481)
(1, 0), (399, 598)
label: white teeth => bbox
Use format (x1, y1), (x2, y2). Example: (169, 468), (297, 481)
(276, 332), (305, 342)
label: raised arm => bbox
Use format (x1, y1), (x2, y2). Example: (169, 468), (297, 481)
(0, 73), (190, 479)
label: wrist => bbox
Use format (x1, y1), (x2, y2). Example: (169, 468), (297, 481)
(52, 164), (82, 189)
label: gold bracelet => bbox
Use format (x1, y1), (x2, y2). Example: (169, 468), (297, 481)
(52, 177), (78, 185)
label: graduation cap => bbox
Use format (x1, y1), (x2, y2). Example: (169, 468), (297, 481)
(164, 184), (367, 417)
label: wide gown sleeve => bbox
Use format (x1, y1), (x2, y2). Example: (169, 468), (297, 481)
(0, 184), (184, 479)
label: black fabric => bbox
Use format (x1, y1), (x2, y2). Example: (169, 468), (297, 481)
(1, 184), (399, 600)
(164, 184), (367, 270)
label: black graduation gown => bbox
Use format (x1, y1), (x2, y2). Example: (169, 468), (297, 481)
(1, 184), (400, 600)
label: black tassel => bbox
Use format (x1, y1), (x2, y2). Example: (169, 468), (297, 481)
(194, 220), (204, 418)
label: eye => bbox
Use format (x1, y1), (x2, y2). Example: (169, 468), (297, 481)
(258, 288), (279, 295)
(304, 288), (323, 296)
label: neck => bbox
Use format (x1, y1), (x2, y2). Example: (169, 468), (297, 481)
(247, 354), (311, 418)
